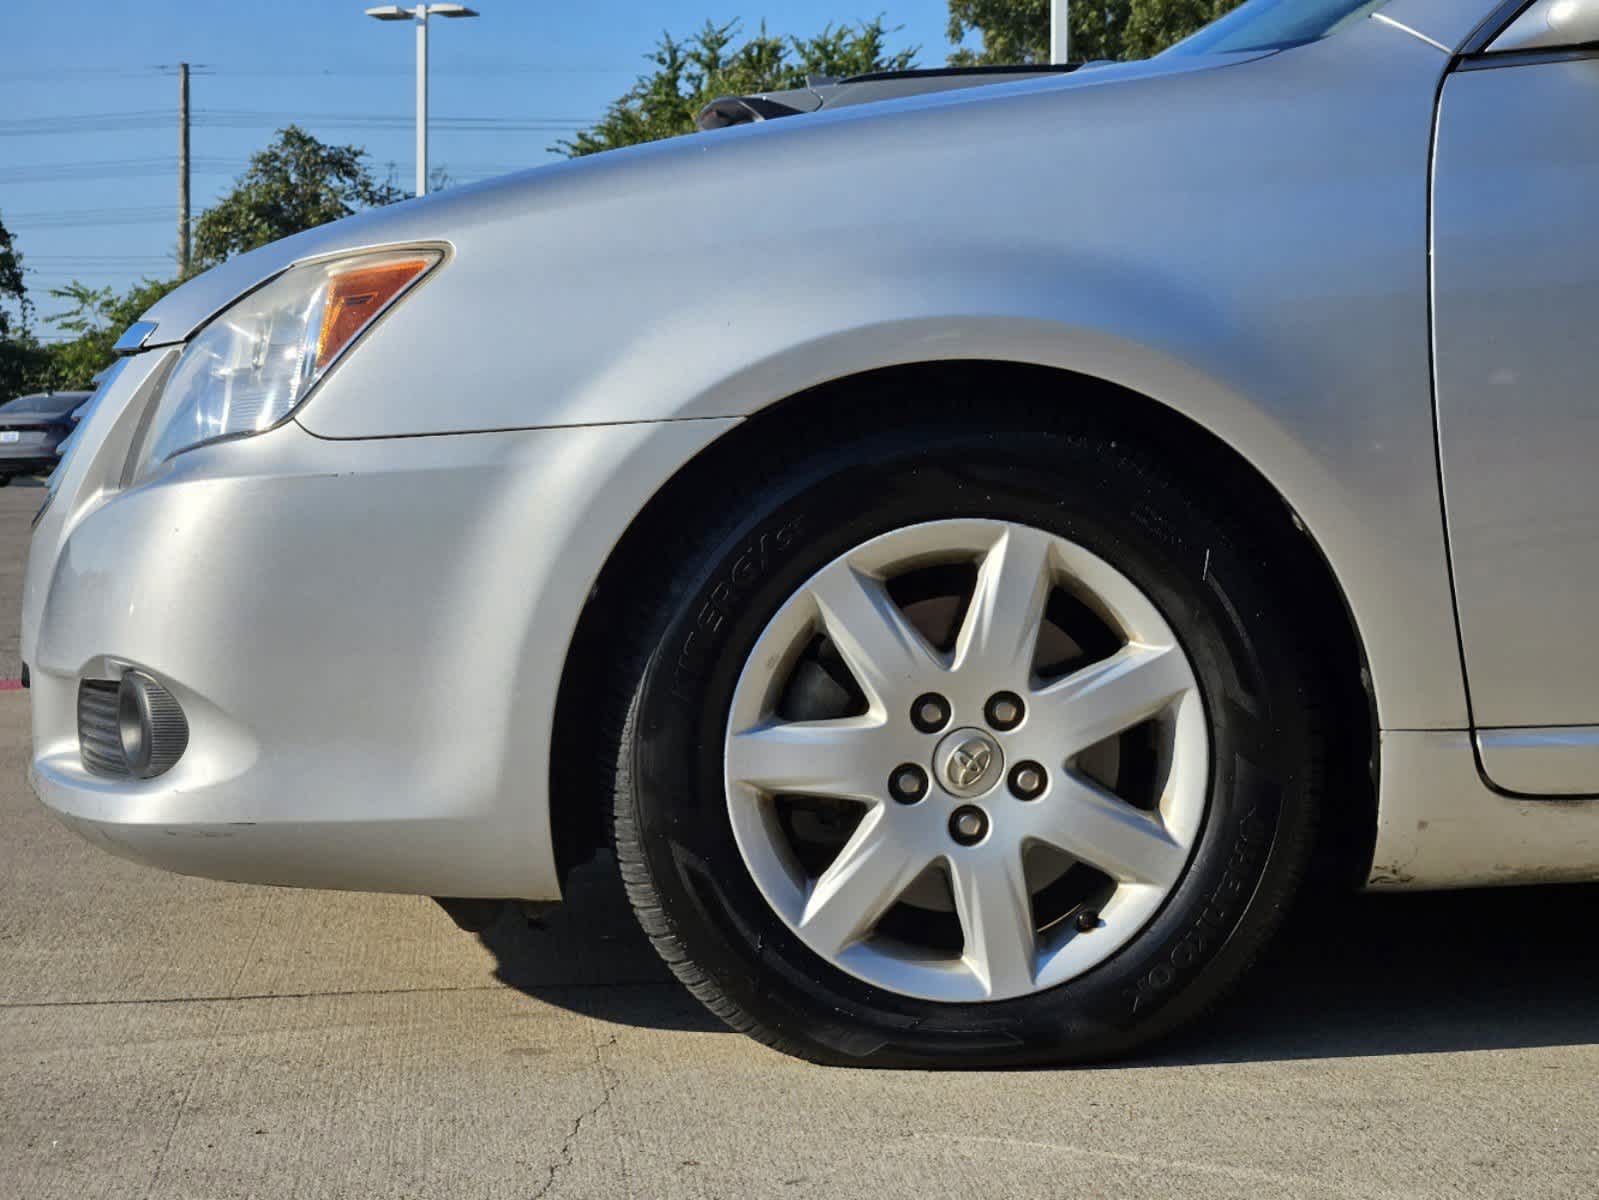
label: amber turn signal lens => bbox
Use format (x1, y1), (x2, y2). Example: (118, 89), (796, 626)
(315, 257), (434, 370)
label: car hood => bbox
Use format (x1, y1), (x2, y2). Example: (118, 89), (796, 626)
(137, 47), (1274, 346)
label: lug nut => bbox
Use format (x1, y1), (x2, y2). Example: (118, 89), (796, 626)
(1008, 761), (1047, 801)
(984, 691), (1025, 732)
(889, 764), (928, 804)
(949, 805), (989, 846)
(911, 692), (951, 734)
(1075, 908), (1100, 933)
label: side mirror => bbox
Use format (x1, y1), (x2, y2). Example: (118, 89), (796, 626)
(1489, 0), (1599, 52)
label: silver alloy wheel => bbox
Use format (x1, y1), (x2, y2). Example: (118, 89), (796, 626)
(723, 519), (1209, 1003)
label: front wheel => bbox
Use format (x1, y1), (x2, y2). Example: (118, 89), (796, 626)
(613, 422), (1325, 1066)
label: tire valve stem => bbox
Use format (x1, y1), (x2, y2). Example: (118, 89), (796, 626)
(1075, 908), (1100, 933)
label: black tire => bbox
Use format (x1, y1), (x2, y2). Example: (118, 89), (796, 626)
(611, 418), (1326, 1067)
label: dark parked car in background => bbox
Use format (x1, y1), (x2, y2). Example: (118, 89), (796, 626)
(0, 391), (91, 485)
(695, 64), (1075, 130)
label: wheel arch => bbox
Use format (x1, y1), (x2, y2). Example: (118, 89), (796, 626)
(549, 360), (1378, 891)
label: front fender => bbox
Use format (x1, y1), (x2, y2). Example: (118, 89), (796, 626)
(294, 19), (1462, 732)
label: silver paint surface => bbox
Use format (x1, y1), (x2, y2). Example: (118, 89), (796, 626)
(23, 0), (1599, 895)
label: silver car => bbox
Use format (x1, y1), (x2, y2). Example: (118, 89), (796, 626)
(22, 0), (1599, 1066)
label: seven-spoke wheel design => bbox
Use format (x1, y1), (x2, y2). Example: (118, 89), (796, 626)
(723, 519), (1208, 1003)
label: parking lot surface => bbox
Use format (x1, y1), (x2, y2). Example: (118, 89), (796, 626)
(0, 483), (1595, 1199)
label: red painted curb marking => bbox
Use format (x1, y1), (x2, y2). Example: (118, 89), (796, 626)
(0, 679), (24, 691)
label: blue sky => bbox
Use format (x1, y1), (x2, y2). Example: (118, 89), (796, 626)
(4, 1), (958, 338)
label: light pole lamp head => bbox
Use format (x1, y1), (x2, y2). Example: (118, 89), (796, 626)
(365, 3), (478, 16)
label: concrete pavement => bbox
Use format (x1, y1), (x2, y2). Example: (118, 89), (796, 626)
(0, 478), (43, 683)
(0, 485), (1595, 1199)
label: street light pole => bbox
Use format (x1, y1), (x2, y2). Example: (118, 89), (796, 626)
(415, 6), (428, 197)
(364, 4), (479, 198)
(1051, 0), (1070, 64)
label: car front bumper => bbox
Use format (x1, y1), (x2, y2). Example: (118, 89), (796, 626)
(23, 347), (737, 898)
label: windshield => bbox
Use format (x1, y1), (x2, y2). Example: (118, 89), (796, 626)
(1163, 0), (1387, 56)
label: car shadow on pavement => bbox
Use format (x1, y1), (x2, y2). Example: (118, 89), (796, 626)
(1144, 881), (1599, 1066)
(477, 858), (1599, 1059)
(475, 855), (727, 1035)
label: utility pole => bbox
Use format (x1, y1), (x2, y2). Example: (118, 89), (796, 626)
(177, 61), (191, 276)
(1051, 0), (1070, 63)
(365, 4), (479, 198)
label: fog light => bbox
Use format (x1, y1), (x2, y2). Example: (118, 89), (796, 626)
(118, 672), (187, 778)
(78, 671), (188, 779)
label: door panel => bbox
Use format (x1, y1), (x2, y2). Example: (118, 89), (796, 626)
(1433, 58), (1599, 760)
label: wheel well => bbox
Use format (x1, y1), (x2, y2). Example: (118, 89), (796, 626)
(549, 361), (1378, 890)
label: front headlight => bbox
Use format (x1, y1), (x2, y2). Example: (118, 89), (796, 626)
(138, 248), (441, 472)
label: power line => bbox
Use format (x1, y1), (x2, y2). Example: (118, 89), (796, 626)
(0, 206), (171, 226)
(0, 110), (593, 136)
(0, 60), (633, 81)
(197, 109), (591, 130)
(0, 111), (173, 136)
(25, 255), (175, 264)
(0, 152), (538, 199)
(179, 62), (191, 276)
(25, 269), (173, 279)
(0, 157), (240, 184)
(219, 60), (631, 77)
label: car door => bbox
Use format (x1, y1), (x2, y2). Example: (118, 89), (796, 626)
(1432, 0), (1599, 794)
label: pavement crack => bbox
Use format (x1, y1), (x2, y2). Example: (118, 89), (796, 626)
(591, 1029), (633, 1196)
(0, 979), (682, 1011)
(0, 983), (505, 1010)
(530, 1096), (607, 1200)
(528, 1031), (621, 1200)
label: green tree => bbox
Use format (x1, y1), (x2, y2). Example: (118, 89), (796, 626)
(193, 125), (406, 268)
(560, 18), (917, 157)
(0, 210), (28, 341)
(38, 277), (182, 389)
(948, 0), (1241, 64)
(1121, 0), (1240, 58)
(0, 210), (50, 400)
(949, 0), (1053, 63)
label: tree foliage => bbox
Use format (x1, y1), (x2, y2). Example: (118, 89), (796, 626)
(560, 19), (917, 157)
(0, 209), (48, 400)
(1121, 0), (1242, 58)
(0, 210), (27, 342)
(948, 0), (1054, 63)
(948, 0), (1243, 64)
(38, 277), (183, 389)
(0, 273), (184, 397)
(193, 125), (406, 268)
